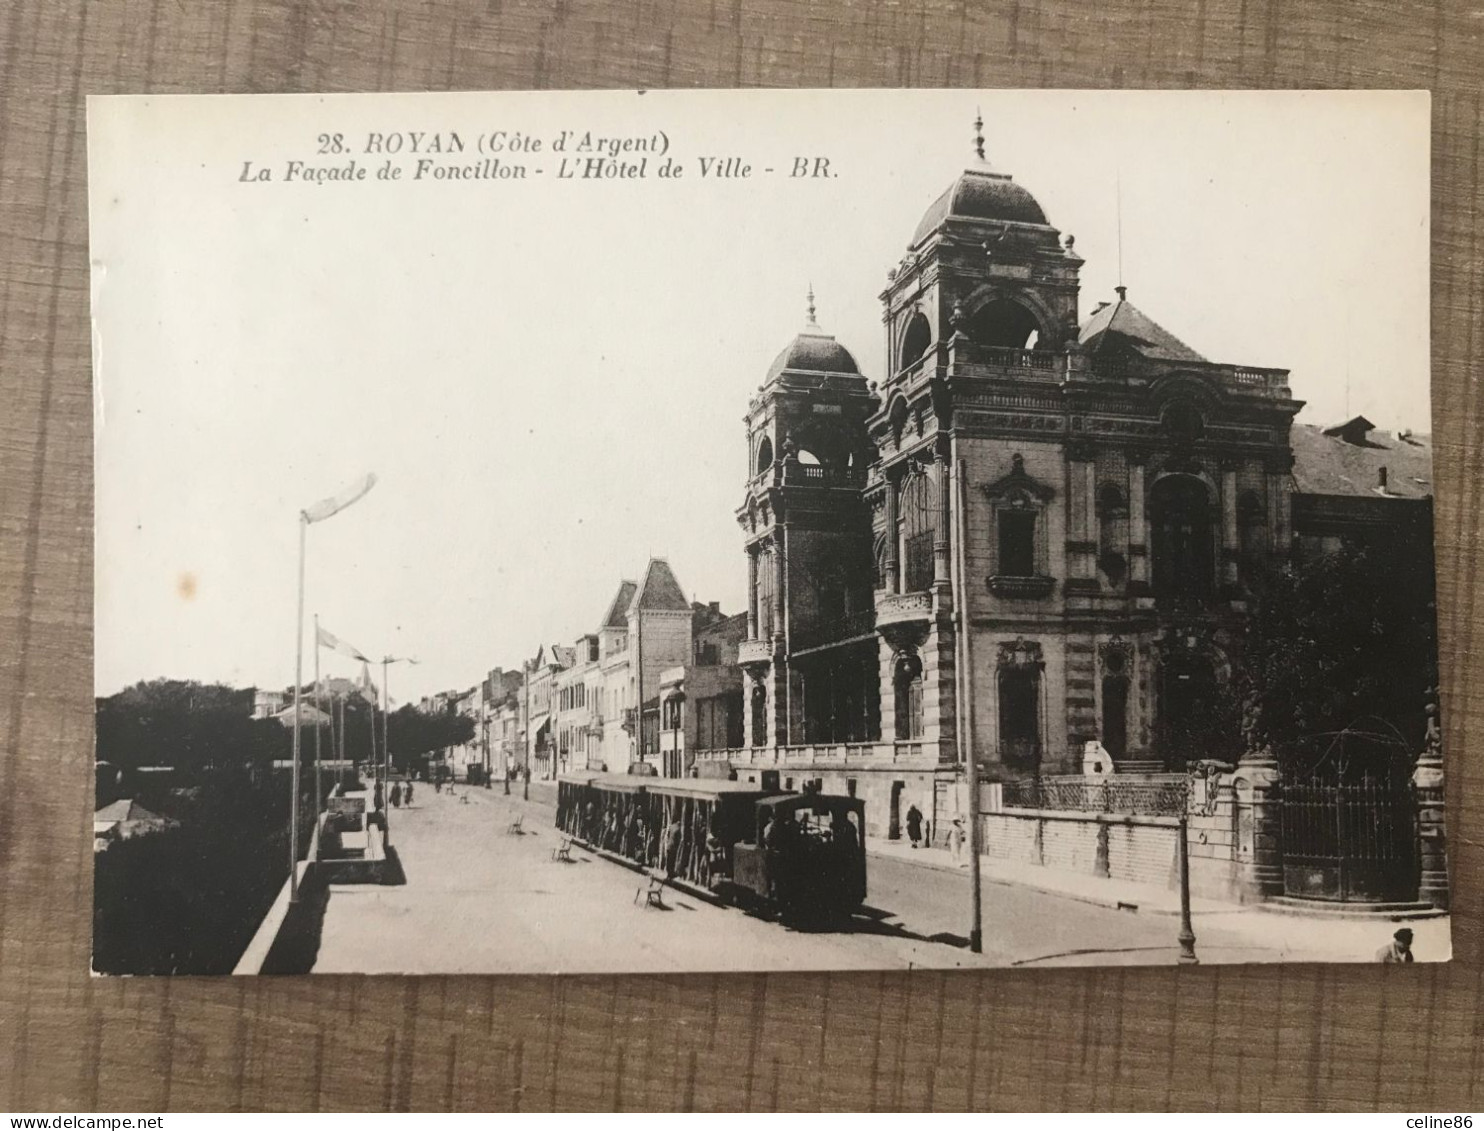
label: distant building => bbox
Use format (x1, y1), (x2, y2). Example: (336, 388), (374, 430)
(657, 605), (748, 778)
(93, 799), (176, 851)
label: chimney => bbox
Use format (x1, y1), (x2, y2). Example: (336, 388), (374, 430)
(709, 601), (720, 615)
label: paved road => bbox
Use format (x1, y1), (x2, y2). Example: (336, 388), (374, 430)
(308, 785), (1289, 973)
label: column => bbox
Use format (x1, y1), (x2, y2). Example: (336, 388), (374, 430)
(1266, 454), (1294, 555)
(746, 549), (759, 640)
(883, 471), (900, 594)
(933, 451), (952, 594)
(771, 535), (786, 650)
(1128, 453), (1149, 590)
(1414, 695), (1449, 909)
(1221, 464), (1239, 588)
(1232, 747), (1283, 902)
(1065, 442), (1098, 584)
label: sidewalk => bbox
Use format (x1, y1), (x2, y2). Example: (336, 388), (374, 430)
(868, 838), (1453, 964)
(868, 837), (1231, 916)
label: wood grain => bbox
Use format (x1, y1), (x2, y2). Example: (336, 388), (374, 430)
(1, 0), (1480, 1112)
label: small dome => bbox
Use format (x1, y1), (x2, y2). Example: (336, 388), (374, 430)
(911, 168), (1048, 246)
(767, 330), (860, 380)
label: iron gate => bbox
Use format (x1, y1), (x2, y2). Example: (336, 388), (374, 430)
(1281, 772), (1418, 903)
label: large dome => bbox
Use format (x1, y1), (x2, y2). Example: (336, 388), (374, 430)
(911, 167), (1049, 247)
(766, 329), (860, 380)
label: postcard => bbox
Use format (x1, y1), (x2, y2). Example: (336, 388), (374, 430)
(88, 89), (1447, 974)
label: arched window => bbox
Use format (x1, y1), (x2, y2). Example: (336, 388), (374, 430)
(755, 545), (776, 639)
(893, 652), (924, 740)
(1100, 646), (1130, 760)
(1097, 482), (1129, 584)
(899, 311), (932, 371)
(898, 468), (937, 593)
(997, 640), (1044, 770)
(1150, 476), (1214, 597)
(966, 297), (1042, 350)
(755, 437), (773, 475)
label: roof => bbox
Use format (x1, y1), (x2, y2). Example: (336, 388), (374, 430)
(1291, 422), (1433, 500)
(94, 799), (166, 823)
(629, 558), (691, 614)
(1077, 294), (1207, 363)
(272, 702), (332, 727)
(765, 328), (860, 381)
(601, 581), (638, 629)
(911, 167), (1049, 246)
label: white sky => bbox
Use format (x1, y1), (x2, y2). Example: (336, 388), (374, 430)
(90, 89), (1431, 701)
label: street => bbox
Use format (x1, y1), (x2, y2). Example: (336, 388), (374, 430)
(305, 783), (1400, 974)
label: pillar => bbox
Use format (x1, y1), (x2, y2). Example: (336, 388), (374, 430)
(1266, 453), (1294, 555)
(1221, 464), (1240, 588)
(883, 471), (900, 594)
(1232, 748), (1283, 902)
(1414, 697), (1449, 909)
(1065, 442), (1098, 583)
(933, 450), (952, 596)
(1128, 454), (1150, 589)
(771, 535), (786, 649)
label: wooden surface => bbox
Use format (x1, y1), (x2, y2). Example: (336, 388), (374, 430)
(1, 0), (1480, 1112)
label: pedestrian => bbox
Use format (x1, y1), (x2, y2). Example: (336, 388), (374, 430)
(391, 782), (403, 808)
(906, 803), (923, 849)
(950, 817), (966, 865)
(664, 814), (684, 877)
(404, 781), (413, 807)
(373, 781), (384, 813)
(1376, 927), (1415, 963)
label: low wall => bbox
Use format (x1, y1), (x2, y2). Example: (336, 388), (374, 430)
(980, 772), (1250, 902)
(982, 810), (1179, 887)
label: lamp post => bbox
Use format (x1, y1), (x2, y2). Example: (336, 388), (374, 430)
(289, 473), (377, 904)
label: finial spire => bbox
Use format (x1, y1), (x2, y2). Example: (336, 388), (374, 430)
(806, 283), (816, 325)
(973, 108), (985, 162)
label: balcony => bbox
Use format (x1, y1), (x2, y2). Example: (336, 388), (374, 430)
(874, 591), (933, 648)
(737, 639), (773, 669)
(951, 343), (1065, 381)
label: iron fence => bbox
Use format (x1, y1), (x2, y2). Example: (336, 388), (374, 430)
(1002, 775), (1189, 817)
(1280, 772), (1418, 903)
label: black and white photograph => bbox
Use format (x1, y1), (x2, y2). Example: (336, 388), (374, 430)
(87, 88), (1449, 975)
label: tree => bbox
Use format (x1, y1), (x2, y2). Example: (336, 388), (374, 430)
(385, 704), (476, 773)
(1239, 536), (1438, 774)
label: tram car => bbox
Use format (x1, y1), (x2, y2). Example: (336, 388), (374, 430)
(555, 772), (867, 919)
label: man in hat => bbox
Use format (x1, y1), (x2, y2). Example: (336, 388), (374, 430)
(950, 816), (967, 865)
(1376, 927), (1415, 963)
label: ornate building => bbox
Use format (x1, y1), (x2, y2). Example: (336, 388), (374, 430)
(726, 119), (1309, 839)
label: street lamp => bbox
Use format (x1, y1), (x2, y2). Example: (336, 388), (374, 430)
(289, 473), (377, 904)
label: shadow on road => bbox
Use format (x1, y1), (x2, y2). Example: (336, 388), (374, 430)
(743, 901), (971, 951)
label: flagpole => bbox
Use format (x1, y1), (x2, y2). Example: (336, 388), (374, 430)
(313, 614), (324, 863)
(289, 513), (306, 904)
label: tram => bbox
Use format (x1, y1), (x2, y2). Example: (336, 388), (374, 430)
(555, 772), (867, 919)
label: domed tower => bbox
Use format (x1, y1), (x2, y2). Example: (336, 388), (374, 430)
(738, 291), (880, 751)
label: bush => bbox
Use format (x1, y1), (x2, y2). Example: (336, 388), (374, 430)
(93, 775), (316, 975)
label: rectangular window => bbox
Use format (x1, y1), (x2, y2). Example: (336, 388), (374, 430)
(999, 668), (1040, 768)
(998, 510), (1037, 576)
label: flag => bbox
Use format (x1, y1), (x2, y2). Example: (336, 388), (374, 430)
(303, 472), (378, 524)
(316, 624), (369, 663)
(358, 661), (379, 706)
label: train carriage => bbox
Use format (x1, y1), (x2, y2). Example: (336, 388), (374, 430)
(554, 773), (867, 920)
